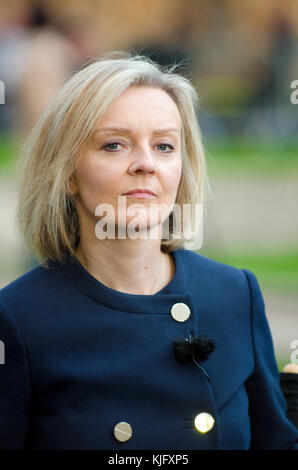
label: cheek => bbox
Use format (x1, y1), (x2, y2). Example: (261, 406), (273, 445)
(162, 160), (182, 195)
(75, 158), (116, 201)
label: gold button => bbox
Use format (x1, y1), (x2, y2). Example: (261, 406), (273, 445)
(171, 303), (191, 322)
(114, 421), (132, 442)
(194, 413), (215, 433)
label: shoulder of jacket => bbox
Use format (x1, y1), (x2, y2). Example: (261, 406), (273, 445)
(182, 249), (252, 298)
(184, 249), (246, 277)
(0, 263), (50, 306)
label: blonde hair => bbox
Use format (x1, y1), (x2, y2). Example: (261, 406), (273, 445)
(16, 50), (210, 267)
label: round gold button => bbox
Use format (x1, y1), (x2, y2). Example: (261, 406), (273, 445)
(170, 303), (191, 322)
(114, 421), (132, 442)
(194, 412), (215, 433)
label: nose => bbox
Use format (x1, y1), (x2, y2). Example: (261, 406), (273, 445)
(127, 144), (157, 175)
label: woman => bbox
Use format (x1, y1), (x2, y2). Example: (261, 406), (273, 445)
(0, 51), (297, 450)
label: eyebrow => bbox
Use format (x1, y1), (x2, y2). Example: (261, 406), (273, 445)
(95, 127), (180, 135)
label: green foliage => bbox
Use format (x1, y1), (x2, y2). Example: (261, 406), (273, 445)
(0, 133), (18, 173)
(199, 248), (298, 294)
(205, 137), (298, 176)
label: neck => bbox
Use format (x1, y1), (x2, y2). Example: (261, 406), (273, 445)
(75, 234), (174, 295)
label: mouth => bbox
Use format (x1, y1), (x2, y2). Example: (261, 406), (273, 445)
(122, 189), (157, 199)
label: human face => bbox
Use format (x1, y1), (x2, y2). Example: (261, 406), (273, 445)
(70, 86), (183, 239)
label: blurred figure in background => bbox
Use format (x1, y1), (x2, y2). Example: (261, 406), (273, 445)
(0, 0), (31, 132)
(244, 11), (297, 139)
(15, 1), (80, 137)
(131, 0), (200, 78)
(0, 0), (103, 135)
(14, 0), (102, 137)
(0, 0), (103, 270)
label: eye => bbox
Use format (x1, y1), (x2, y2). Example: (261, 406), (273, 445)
(101, 141), (175, 153)
(101, 141), (123, 152)
(156, 143), (174, 153)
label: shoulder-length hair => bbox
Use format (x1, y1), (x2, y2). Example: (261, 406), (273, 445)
(16, 50), (210, 267)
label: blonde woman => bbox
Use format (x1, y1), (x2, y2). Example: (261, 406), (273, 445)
(0, 51), (297, 450)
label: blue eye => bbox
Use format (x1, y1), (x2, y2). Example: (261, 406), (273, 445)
(101, 141), (174, 153)
(157, 143), (174, 152)
(102, 142), (122, 151)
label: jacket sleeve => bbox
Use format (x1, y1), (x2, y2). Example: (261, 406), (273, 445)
(0, 299), (31, 449)
(241, 269), (298, 450)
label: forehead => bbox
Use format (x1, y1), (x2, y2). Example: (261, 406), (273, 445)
(98, 86), (182, 129)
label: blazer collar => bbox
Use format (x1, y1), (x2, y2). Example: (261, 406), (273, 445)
(48, 248), (194, 315)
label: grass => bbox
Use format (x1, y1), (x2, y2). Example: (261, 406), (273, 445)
(198, 248), (298, 293)
(0, 133), (20, 173)
(205, 137), (298, 177)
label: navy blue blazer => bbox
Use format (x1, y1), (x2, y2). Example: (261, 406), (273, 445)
(0, 248), (297, 450)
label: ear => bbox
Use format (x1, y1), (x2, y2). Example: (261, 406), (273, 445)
(67, 176), (78, 196)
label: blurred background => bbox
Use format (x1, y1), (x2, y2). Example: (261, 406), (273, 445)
(0, 0), (297, 369)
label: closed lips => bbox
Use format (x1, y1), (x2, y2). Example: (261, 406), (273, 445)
(123, 189), (157, 196)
